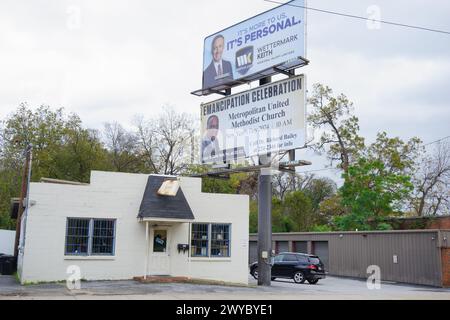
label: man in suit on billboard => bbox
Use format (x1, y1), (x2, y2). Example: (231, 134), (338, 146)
(203, 34), (234, 89)
(201, 115), (221, 163)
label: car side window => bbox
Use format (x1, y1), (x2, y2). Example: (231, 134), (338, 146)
(274, 255), (284, 263)
(298, 255), (309, 263)
(282, 254), (298, 262)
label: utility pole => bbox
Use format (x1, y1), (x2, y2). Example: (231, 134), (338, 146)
(14, 144), (32, 258)
(257, 76), (273, 286)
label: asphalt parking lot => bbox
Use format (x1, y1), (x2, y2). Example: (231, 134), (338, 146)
(0, 275), (449, 300)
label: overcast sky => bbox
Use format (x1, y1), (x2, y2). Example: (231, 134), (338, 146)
(1, 0), (449, 182)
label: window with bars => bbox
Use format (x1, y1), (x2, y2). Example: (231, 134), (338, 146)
(190, 223), (231, 258)
(65, 218), (116, 256)
(211, 224), (230, 257)
(191, 223), (209, 257)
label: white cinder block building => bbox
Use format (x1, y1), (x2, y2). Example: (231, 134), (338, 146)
(17, 171), (249, 285)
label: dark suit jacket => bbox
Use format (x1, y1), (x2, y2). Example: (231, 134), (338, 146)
(203, 59), (234, 89)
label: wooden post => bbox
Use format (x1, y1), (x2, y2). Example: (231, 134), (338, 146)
(14, 145), (32, 258)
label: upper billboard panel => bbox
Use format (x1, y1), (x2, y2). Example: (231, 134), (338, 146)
(201, 0), (306, 93)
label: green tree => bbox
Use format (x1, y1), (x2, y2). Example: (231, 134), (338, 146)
(249, 200), (258, 233)
(272, 197), (294, 232)
(284, 191), (314, 231)
(1, 104), (110, 183)
(318, 194), (347, 227)
(308, 83), (365, 173)
(302, 177), (337, 213)
(335, 158), (413, 231)
(366, 131), (422, 176)
(0, 104), (111, 228)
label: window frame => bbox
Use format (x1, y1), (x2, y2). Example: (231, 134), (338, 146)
(190, 222), (231, 258)
(65, 218), (116, 257)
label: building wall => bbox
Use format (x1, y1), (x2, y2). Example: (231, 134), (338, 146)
(20, 171), (249, 285)
(429, 217), (450, 230)
(383, 216), (450, 230)
(442, 248), (450, 287)
(0, 230), (16, 255)
(171, 178), (249, 284)
(441, 230), (450, 287)
(250, 230), (448, 287)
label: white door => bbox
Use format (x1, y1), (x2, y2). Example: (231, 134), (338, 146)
(149, 228), (171, 275)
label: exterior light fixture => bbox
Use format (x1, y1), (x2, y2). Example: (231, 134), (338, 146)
(157, 179), (180, 196)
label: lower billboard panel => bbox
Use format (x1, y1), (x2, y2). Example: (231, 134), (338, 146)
(200, 75), (306, 164)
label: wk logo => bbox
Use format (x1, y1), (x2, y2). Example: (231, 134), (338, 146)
(235, 46), (253, 75)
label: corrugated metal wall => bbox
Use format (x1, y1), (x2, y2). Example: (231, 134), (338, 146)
(249, 230), (446, 287)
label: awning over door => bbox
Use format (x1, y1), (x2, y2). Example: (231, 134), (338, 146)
(137, 175), (195, 222)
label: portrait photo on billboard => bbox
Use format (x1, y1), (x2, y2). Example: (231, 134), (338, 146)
(201, 0), (306, 91)
(201, 114), (222, 163)
(200, 75), (306, 164)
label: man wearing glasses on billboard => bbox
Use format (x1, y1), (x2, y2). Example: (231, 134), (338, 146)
(201, 115), (221, 163)
(203, 34), (234, 89)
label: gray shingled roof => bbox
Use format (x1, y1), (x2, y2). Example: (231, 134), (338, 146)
(137, 175), (195, 220)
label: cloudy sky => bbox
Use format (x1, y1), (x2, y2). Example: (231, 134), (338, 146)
(1, 0), (449, 181)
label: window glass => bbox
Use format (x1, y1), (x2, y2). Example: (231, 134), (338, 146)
(191, 223), (209, 257)
(274, 255), (284, 263)
(190, 223), (231, 258)
(282, 254), (298, 262)
(309, 257), (321, 265)
(65, 218), (116, 256)
(211, 224), (230, 257)
(153, 230), (167, 253)
(298, 255), (309, 263)
(65, 218), (90, 255)
(92, 219), (115, 255)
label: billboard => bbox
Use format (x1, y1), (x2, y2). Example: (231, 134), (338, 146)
(202, 0), (306, 91)
(200, 75), (306, 164)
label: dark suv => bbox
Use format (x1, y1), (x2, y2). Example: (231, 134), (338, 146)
(250, 252), (326, 284)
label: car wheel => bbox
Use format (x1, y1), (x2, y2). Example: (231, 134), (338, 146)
(307, 279), (319, 285)
(271, 277), (276, 281)
(252, 268), (258, 280)
(293, 271), (306, 284)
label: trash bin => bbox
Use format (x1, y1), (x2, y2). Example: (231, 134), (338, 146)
(0, 255), (17, 275)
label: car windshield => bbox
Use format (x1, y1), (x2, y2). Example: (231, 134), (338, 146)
(309, 257), (321, 265)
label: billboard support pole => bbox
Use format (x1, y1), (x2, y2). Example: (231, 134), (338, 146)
(257, 77), (273, 286)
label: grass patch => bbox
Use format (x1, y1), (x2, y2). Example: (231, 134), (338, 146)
(187, 278), (253, 288)
(12, 272), (20, 283)
(21, 279), (66, 286)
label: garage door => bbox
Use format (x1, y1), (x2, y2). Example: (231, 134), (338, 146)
(312, 241), (329, 271)
(249, 241), (258, 264)
(293, 241), (307, 254)
(276, 241), (289, 254)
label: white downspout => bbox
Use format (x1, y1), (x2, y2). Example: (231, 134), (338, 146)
(188, 222), (192, 279)
(144, 221), (149, 279)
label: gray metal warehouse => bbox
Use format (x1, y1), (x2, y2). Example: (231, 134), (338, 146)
(249, 230), (450, 287)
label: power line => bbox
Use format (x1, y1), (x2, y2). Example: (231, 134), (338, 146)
(424, 135), (450, 147)
(264, 0), (450, 36)
(294, 135), (450, 174)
